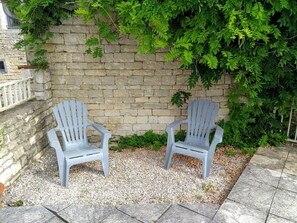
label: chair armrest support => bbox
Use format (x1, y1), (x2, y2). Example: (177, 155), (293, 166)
(213, 125), (224, 144)
(47, 128), (64, 166)
(47, 128), (62, 151)
(88, 122), (111, 139)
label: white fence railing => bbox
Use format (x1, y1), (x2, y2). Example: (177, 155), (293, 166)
(286, 105), (297, 143)
(0, 78), (35, 112)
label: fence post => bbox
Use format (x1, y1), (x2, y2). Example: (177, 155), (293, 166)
(20, 68), (52, 101)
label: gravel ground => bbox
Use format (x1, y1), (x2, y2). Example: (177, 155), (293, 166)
(2, 147), (250, 207)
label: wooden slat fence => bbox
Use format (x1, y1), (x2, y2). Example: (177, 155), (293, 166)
(0, 78), (35, 112)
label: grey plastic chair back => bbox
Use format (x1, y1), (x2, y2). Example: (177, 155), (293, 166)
(185, 100), (219, 146)
(47, 100), (111, 187)
(165, 99), (223, 178)
(53, 100), (88, 149)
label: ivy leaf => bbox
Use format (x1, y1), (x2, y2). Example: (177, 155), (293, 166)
(200, 54), (218, 69)
(188, 72), (199, 89)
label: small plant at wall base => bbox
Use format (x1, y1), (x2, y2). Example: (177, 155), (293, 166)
(114, 130), (186, 152)
(9, 0), (297, 149)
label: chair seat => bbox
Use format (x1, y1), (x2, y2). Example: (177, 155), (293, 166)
(174, 141), (208, 153)
(64, 145), (102, 160)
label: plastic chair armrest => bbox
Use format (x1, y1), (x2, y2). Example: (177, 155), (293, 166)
(88, 122), (111, 139)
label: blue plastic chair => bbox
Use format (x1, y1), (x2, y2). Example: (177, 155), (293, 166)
(165, 99), (224, 178)
(47, 100), (111, 187)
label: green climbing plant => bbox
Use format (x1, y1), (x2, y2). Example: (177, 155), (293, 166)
(8, 0), (297, 149)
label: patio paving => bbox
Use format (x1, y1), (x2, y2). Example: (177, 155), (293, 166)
(0, 145), (296, 222)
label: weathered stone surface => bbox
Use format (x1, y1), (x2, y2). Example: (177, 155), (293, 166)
(0, 100), (53, 185)
(180, 203), (220, 219)
(0, 206), (55, 223)
(158, 205), (211, 223)
(270, 189), (297, 222)
(0, 30), (26, 81)
(118, 204), (169, 223)
(238, 165), (281, 187)
(249, 154), (286, 172)
(227, 180), (276, 213)
(266, 214), (295, 223)
(212, 200), (267, 223)
(256, 146), (290, 160)
(57, 205), (115, 223)
(279, 173), (297, 193)
(283, 152), (297, 176)
(101, 210), (139, 223)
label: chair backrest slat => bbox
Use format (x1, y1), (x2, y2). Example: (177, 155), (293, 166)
(53, 100), (88, 149)
(186, 100), (219, 146)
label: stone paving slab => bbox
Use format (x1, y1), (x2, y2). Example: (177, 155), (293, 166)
(283, 152), (297, 176)
(45, 204), (71, 213)
(157, 204), (211, 223)
(279, 172), (297, 193)
(211, 200), (267, 223)
(180, 203), (220, 219)
(227, 179), (276, 213)
(102, 209), (140, 223)
(117, 204), (170, 223)
(256, 146), (290, 159)
(56, 205), (115, 223)
(0, 206), (56, 223)
(266, 214), (296, 223)
(238, 165), (281, 187)
(270, 188), (297, 222)
(249, 154), (286, 172)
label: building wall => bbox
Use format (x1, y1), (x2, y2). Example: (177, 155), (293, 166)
(0, 100), (54, 185)
(0, 4), (27, 81)
(45, 17), (232, 137)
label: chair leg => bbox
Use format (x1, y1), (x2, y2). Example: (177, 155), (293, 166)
(63, 164), (70, 188)
(165, 151), (173, 170)
(102, 157), (109, 177)
(202, 157), (208, 179)
(206, 157), (213, 177)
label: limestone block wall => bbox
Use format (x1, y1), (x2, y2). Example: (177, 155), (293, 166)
(0, 100), (53, 185)
(0, 29), (26, 81)
(45, 17), (232, 136)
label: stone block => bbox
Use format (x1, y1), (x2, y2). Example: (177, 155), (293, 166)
(124, 117), (136, 124)
(227, 180), (276, 213)
(158, 205), (211, 223)
(143, 61), (163, 70)
(105, 63), (125, 70)
(133, 124), (151, 131)
(0, 128), (3, 146)
(132, 69), (154, 76)
(118, 37), (137, 45)
(70, 25), (90, 33)
(100, 54), (114, 63)
(58, 205), (115, 223)
(136, 116), (148, 124)
(47, 34), (65, 44)
(113, 53), (134, 62)
(121, 45), (138, 52)
(125, 62), (143, 70)
(105, 44), (120, 53)
(212, 200), (266, 223)
(143, 76), (162, 86)
(270, 189), (297, 222)
(135, 54), (155, 61)
(156, 53), (166, 61)
(118, 204), (169, 223)
(101, 77), (115, 85)
(64, 33), (86, 45)
(0, 206), (55, 223)
(128, 76), (143, 85)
